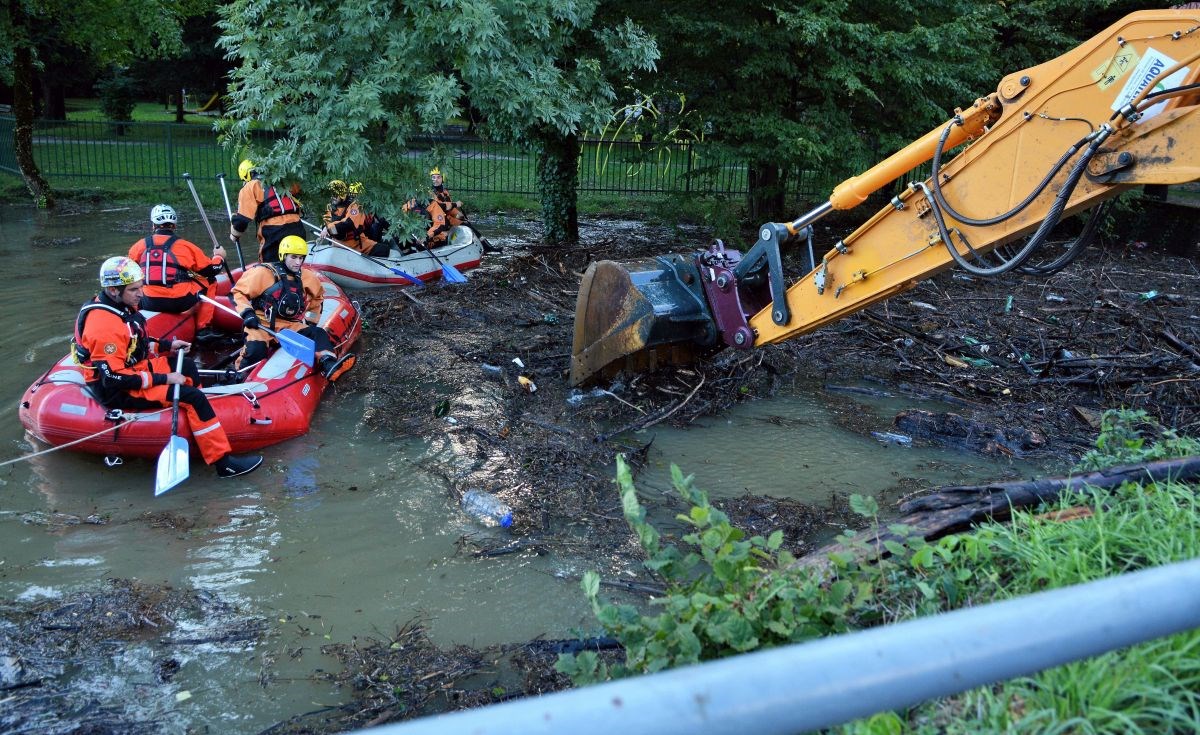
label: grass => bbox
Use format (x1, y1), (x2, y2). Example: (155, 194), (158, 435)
(914, 482), (1200, 735)
(833, 412), (1200, 734)
(65, 98), (219, 126)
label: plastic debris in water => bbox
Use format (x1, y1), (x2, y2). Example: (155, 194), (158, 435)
(871, 431), (913, 447)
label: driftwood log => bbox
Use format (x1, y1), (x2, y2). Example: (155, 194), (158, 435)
(802, 456), (1200, 571)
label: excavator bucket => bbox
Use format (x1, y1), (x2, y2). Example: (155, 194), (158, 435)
(569, 255), (718, 386)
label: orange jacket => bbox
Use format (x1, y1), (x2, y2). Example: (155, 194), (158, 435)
(74, 294), (170, 393)
(431, 186), (464, 227)
(128, 230), (224, 299)
(232, 178), (303, 241)
(231, 262), (325, 327)
(323, 198), (379, 254)
(426, 198), (452, 246)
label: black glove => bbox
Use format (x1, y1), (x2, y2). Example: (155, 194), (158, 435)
(241, 309), (261, 330)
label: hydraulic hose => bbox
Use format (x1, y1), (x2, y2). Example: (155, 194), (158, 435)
(917, 126), (1112, 277)
(930, 121), (1094, 227)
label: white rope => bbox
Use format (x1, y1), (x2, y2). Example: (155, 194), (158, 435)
(0, 406), (171, 468)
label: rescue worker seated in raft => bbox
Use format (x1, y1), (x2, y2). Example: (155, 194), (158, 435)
(127, 204), (227, 341)
(230, 159), (306, 264)
(230, 235), (356, 382)
(318, 180), (391, 257)
(428, 167), (465, 229)
(424, 167), (498, 253)
(74, 257), (263, 478)
(398, 197), (434, 253)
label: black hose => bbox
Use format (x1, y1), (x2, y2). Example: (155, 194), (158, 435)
(917, 126), (1111, 277)
(930, 120), (1093, 227)
(1013, 199), (1113, 275)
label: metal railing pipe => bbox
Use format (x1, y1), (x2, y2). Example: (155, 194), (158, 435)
(358, 558), (1200, 735)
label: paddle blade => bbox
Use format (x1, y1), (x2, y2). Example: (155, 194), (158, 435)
(440, 261), (468, 284)
(392, 268), (424, 287)
(155, 435), (190, 496)
(272, 328), (316, 367)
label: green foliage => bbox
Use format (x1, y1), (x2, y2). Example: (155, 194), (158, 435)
(217, 0), (657, 241)
(556, 457), (974, 684)
(564, 415), (1200, 733)
(96, 68), (137, 124)
(1076, 408), (1200, 471)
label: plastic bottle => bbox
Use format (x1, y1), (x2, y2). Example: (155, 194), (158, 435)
(566, 387), (608, 407)
(461, 489), (513, 528)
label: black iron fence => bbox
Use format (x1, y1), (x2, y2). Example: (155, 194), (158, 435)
(0, 116), (847, 202)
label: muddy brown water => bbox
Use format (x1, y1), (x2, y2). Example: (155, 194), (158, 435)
(0, 204), (1053, 732)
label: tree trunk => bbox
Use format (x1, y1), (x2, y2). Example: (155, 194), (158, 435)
(11, 3), (54, 209)
(40, 78), (66, 121)
(175, 89), (186, 123)
(747, 162), (786, 224)
(535, 132), (579, 246)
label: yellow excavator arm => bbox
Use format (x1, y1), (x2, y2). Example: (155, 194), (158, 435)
(570, 8), (1200, 386)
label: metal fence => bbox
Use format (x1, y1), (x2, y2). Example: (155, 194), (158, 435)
(0, 116), (842, 202)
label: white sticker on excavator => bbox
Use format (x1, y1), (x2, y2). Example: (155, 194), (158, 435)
(1111, 47), (1189, 122)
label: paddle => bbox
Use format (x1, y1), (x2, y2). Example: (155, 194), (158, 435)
(217, 173), (247, 270)
(182, 172), (235, 280)
(154, 349), (190, 496)
(429, 244), (468, 283)
(301, 218), (423, 287)
(199, 294), (316, 367)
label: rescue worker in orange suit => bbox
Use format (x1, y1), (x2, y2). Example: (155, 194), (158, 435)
(230, 236), (356, 382)
(398, 197), (431, 254)
(128, 204), (227, 341)
(426, 167), (498, 252)
(428, 168), (465, 228)
(318, 180), (390, 257)
(230, 159), (306, 264)
(74, 257), (263, 478)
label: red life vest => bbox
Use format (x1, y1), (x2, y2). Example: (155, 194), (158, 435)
(140, 234), (186, 286)
(250, 262), (307, 325)
(256, 183), (301, 220)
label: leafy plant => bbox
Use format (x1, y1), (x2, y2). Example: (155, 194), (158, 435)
(557, 456), (974, 685)
(1076, 409), (1200, 471)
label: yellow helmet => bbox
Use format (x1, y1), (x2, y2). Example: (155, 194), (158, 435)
(348, 181), (364, 195)
(328, 179), (349, 198)
(278, 235), (309, 260)
(238, 159), (258, 182)
(429, 167), (441, 177)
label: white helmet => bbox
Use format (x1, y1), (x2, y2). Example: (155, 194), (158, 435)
(150, 204), (178, 227)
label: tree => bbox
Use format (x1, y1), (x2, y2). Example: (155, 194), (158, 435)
(130, 12), (230, 124)
(0, 0), (202, 207)
(216, 0), (657, 245)
(611, 0), (1153, 225)
(612, 0), (1001, 224)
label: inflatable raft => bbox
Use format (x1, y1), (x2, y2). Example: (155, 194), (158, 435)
(18, 269), (361, 460)
(306, 225), (483, 289)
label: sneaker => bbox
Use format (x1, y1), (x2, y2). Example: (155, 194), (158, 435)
(320, 353), (357, 383)
(215, 454), (263, 479)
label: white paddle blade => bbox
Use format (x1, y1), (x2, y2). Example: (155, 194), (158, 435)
(155, 435), (190, 496)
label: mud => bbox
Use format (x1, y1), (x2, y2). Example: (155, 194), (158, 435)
(0, 579), (267, 734)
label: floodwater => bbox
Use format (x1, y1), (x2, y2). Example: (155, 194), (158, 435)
(0, 205), (1057, 733)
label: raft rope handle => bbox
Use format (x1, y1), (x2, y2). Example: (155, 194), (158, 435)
(0, 406), (171, 468)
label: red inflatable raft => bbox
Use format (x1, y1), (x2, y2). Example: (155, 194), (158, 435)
(19, 268), (361, 460)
